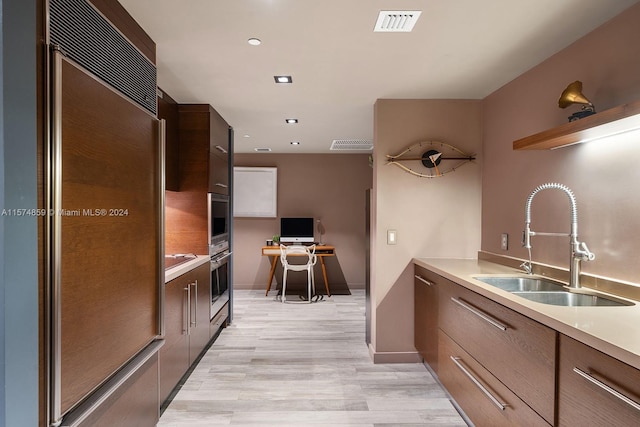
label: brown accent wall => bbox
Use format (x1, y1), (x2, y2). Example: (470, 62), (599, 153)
(233, 153), (372, 291)
(371, 100), (483, 360)
(481, 2), (640, 283)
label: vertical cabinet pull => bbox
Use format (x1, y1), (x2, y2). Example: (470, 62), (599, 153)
(573, 367), (640, 412)
(451, 356), (508, 411)
(414, 275), (434, 286)
(190, 280), (198, 327)
(451, 297), (508, 331)
(183, 286), (191, 335)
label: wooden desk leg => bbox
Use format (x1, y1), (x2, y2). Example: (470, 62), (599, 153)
(266, 255), (278, 296)
(319, 256), (331, 297)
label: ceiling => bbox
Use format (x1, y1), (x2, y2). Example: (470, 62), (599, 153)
(119, 0), (638, 154)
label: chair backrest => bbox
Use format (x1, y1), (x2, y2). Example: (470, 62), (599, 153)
(280, 244), (316, 267)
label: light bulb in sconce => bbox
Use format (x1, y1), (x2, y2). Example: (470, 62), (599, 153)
(316, 219), (325, 245)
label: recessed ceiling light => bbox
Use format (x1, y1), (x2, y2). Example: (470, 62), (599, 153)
(254, 148), (272, 152)
(243, 134), (251, 138)
(274, 75), (293, 84)
(247, 38), (261, 46)
(290, 141), (300, 145)
(285, 118), (298, 124)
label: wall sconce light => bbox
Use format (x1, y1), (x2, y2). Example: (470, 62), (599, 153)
(558, 81), (596, 122)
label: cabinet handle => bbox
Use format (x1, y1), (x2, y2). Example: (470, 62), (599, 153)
(451, 356), (508, 411)
(215, 145), (228, 154)
(451, 297), (508, 331)
(573, 367), (640, 412)
(215, 183), (228, 188)
(414, 275), (434, 286)
(190, 280), (198, 327)
(183, 286), (190, 335)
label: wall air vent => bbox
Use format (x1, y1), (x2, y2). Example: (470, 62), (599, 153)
(330, 139), (373, 151)
(374, 11), (422, 32)
(49, 0), (157, 114)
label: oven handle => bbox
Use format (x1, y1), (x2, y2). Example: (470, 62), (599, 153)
(211, 251), (232, 265)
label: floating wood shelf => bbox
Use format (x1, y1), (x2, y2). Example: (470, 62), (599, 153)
(513, 99), (640, 150)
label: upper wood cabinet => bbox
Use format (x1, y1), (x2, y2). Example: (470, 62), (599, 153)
(513, 99), (640, 150)
(178, 104), (230, 195)
(157, 88), (180, 191)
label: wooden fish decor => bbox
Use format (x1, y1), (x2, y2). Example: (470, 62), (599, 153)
(386, 140), (475, 178)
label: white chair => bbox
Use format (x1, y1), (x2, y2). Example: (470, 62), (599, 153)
(279, 244), (317, 303)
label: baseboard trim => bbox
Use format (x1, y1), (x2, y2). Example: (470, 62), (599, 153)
(368, 344), (421, 364)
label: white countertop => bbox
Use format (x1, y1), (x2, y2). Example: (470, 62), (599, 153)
(414, 257), (640, 370)
(165, 255), (209, 282)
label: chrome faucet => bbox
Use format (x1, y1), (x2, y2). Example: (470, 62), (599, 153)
(523, 183), (595, 288)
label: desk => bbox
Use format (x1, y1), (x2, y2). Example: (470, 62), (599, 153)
(262, 245), (335, 297)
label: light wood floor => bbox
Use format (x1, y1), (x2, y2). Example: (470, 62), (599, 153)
(158, 289), (467, 426)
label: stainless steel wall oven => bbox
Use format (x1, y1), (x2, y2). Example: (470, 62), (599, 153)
(208, 193), (231, 318)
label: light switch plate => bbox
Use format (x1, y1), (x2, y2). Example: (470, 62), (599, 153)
(387, 229), (397, 245)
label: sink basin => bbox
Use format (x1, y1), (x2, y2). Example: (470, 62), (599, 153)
(512, 291), (633, 307)
(473, 275), (634, 307)
(473, 276), (565, 292)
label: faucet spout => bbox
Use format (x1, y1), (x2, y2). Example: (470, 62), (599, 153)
(523, 183), (594, 288)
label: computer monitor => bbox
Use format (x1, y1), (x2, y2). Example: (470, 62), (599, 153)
(280, 217), (314, 243)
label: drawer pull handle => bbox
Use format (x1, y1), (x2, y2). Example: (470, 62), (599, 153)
(451, 356), (507, 411)
(451, 297), (508, 331)
(414, 275), (434, 286)
(573, 367), (640, 412)
(215, 145), (228, 154)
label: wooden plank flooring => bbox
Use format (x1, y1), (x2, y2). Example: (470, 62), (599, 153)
(158, 290), (466, 426)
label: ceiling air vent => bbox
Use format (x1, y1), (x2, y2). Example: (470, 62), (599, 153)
(254, 148), (272, 152)
(330, 139), (373, 151)
(374, 10), (422, 32)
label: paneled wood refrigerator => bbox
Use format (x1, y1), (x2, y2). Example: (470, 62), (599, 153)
(46, 1), (163, 425)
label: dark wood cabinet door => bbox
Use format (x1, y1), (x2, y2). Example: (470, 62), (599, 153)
(438, 331), (549, 427)
(159, 276), (190, 404)
(189, 263), (212, 364)
(157, 88), (180, 191)
(208, 107), (230, 194)
(414, 265), (439, 371)
(558, 334), (640, 426)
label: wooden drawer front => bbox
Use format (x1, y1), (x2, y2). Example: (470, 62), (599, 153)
(414, 265), (439, 371)
(558, 334), (640, 426)
(438, 330), (550, 427)
(439, 280), (556, 424)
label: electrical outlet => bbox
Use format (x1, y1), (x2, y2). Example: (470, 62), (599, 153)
(501, 233), (509, 250)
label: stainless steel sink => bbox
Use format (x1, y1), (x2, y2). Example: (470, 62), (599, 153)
(511, 291), (633, 307)
(473, 276), (565, 292)
(473, 275), (634, 307)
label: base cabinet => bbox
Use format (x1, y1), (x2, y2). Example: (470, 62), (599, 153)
(438, 277), (556, 424)
(415, 262), (640, 427)
(558, 334), (640, 426)
(160, 263), (212, 404)
(438, 330), (549, 426)
(414, 265), (439, 371)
